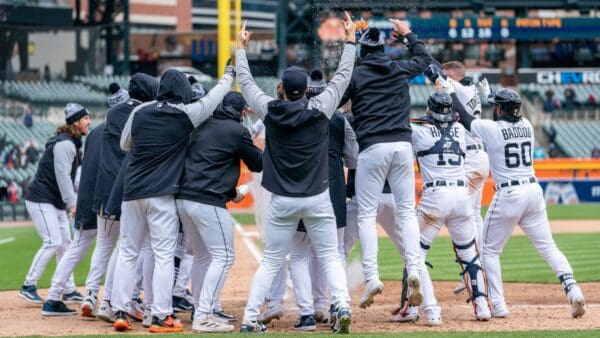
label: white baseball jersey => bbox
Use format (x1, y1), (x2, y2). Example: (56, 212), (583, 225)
(411, 119), (467, 183)
(470, 118), (536, 184)
(451, 79), (483, 148)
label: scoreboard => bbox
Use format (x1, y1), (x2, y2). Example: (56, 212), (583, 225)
(367, 17), (600, 41)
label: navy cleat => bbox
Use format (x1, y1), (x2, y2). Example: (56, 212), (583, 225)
(41, 300), (77, 316)
(19, 285), (44, 304)
(62, 290), (84, 304)
(240, 320), (268, 333)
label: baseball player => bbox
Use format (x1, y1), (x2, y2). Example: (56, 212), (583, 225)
(111, 68), (233, 333)
(338, 20), (434, 308)
(177, 91), (263, 333)
(440, 77), (586, 319)
(82, 73), (158, 319)
(41, 122), (104, 316)
(410, 91), (491, 325)
(235, 14), (355, 333)
(19, 103), (91, 305)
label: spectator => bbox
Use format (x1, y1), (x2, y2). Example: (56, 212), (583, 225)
(543, 90), (555, 114)
(21, 177), (30, 198)
(0, 134), (6, 154)
(588, 94), (596, 107)
(592, 146), (600, 159)
(7, 180), (17, 203)
(0, 179), (7, 200)
(25, 140), (38, 166)
(43, 64), (51, 82)
(564, 86), (576, 111)
(23, 107), (33, 128)
(548, 143), (559, 158)
(4, 149), (14, 169)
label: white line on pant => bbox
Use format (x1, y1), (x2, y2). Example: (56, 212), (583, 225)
(0, 237), (15, 245)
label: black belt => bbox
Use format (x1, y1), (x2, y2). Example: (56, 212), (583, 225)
(424, 180), (465, 189)
(466, 144), (483, 151)
(495, 177), (537, 190)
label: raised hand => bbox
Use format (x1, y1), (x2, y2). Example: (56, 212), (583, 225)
(389, 18), (411, 39)
(437, 76), (455, 95)
(237, 20), (252, 49)
(479, 78), (491, 98)
(342, 11), (357, 43)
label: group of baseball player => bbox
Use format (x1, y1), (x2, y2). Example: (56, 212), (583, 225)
(18, 12), (586, 334)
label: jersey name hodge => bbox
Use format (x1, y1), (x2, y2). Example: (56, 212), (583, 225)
(501, 126), (531, 140)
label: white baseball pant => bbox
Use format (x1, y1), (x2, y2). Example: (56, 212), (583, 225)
(482, 183), (575, 309)
(355, 142), (421, 280)
(47, 228), (96, 300)
(85, 216), (120, 296)
(140, 236), (154, 307)
(173, 235), (193, 298)
(112, 196), (179, 318)
(177, 200), (235, 320)
(243, 190), (350, 322)
(418, 186), (478, 315)
(24, 201), (76, 290)
(464, 149), (490, 250)
(310, 227), (345, 313)
(264, 260), (287, 309)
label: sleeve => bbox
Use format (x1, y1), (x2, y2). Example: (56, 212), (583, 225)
(451, 92), (475, 131)
(183, 74), (234, 128)
(308, 43), (357, 119)
(470, 119), (495, 142)
(236, 49), (275, 120)
(53, 140), (78, 209)
(338, 76), (355, 109)
(395, 33), (435, 79)
(119, 101), (154, 152)
(343, 118), (358, 169)
(238, 128), (263, 173)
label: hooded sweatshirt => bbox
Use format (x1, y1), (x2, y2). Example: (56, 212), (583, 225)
(74, 123), (104, 230)
(340, 32), (434, 152)
(177, 94), (263, 208)
(120, 69), (233, 201)
(92, 73), (158, 214)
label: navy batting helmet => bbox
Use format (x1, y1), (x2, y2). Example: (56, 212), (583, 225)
(427, 91), (454, 122)
(492, 88), (521, 121)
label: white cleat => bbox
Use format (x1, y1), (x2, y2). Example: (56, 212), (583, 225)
(567, 285), (586, 318)
(359, 279), (384, 309)
(474, 297), (491, 321)
(142, 309), (152, 328)
(95, 300), (116, 323)
(390, 312), (419, 323)
(407, 274), (423, 306)
(424, 310), (442, 327)
(193, 316), (235, 333)
(257, 306), (284, 324)
(491, 302), (509, 318)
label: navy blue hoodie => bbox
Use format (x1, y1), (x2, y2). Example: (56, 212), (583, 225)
(177, 95), (263, 208)
(340, 33), (434, 152)
(93, 73), (158, 213)
(74, 123), (104, 230)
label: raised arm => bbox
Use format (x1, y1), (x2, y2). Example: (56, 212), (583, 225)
(308, 11), (357, 119)
(53, 140), (78, 210)
(235, 21), (274, 120)
(120, 101), (154, 151)
(343, 118), (358, 169)
(438, 77), (474, 131)
(390, 19), (435, 79)
(183, 72), (234, 128)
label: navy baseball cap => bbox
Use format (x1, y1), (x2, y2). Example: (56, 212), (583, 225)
(281, 66), (308, 98)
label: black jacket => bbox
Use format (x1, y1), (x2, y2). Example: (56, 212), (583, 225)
(262, 99), (330, 197)
(177, 105), (263, 208)
(74, 123), (104, 230)
(104, 153), (130, 218)
(93, 73), (158, 213)
(340, 33), (433, 152)
(26, 134), (81, 210)
(123, 70), (194, 201)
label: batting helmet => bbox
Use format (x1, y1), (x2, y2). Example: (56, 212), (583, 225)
(427, 91), (455, 122)
(492, 88), (521, 122)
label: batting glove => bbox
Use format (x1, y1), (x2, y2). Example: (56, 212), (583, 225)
(438, 76), (455, 95)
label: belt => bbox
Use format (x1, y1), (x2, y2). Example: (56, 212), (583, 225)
(423, 180), (465, 189)
(495, 177), (537, 190)
(466, 144), (484, 151)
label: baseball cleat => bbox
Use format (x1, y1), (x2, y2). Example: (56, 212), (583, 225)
(257, 306), (283, 324)
(126, 298), (145, 321)
(474, 297), (491, 321)
(333, 308), (351, 334)
(407, 274), (423, 306)
(212, 309), (237, 323)
(80, 292), (97, 318)
(329, 304), (337, 329)
(425, 314), (442, 326)
(172, 295), (194, 312)
(390, 306), (420, 323)
(113, 311), (132, 331)
(453, 280), (467, 295)
(314, 308), (326, 325)
(293, 315), (317, 331)
(240, 320), (268, 333)
(62, 290), (84, 304)
(41, 300), (77, 316)
(96, 300), (116, 323)
(19, 285), (44, 304)
(142, 309), (152, 328)
(193, 315), (235, 333)
(567, 285), (586, 318)
(491, 303), (509, 318)
(148, 314), (183, 333)
(359, 279), (384, 309)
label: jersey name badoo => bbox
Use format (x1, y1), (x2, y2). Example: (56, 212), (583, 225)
(501, 126), (531, 140)
(430, 126), (459, 138)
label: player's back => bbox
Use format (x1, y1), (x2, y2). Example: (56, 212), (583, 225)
(471, 117), (535, 184)
(411, 118), (466, 183)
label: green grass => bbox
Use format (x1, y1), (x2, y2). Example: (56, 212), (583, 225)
(481, 203), (600, 220)
(27, 330), (600, 337)
(0, 227), (94, 291)
(232, 212), (255, 225)
(362, 232), (600, 283)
